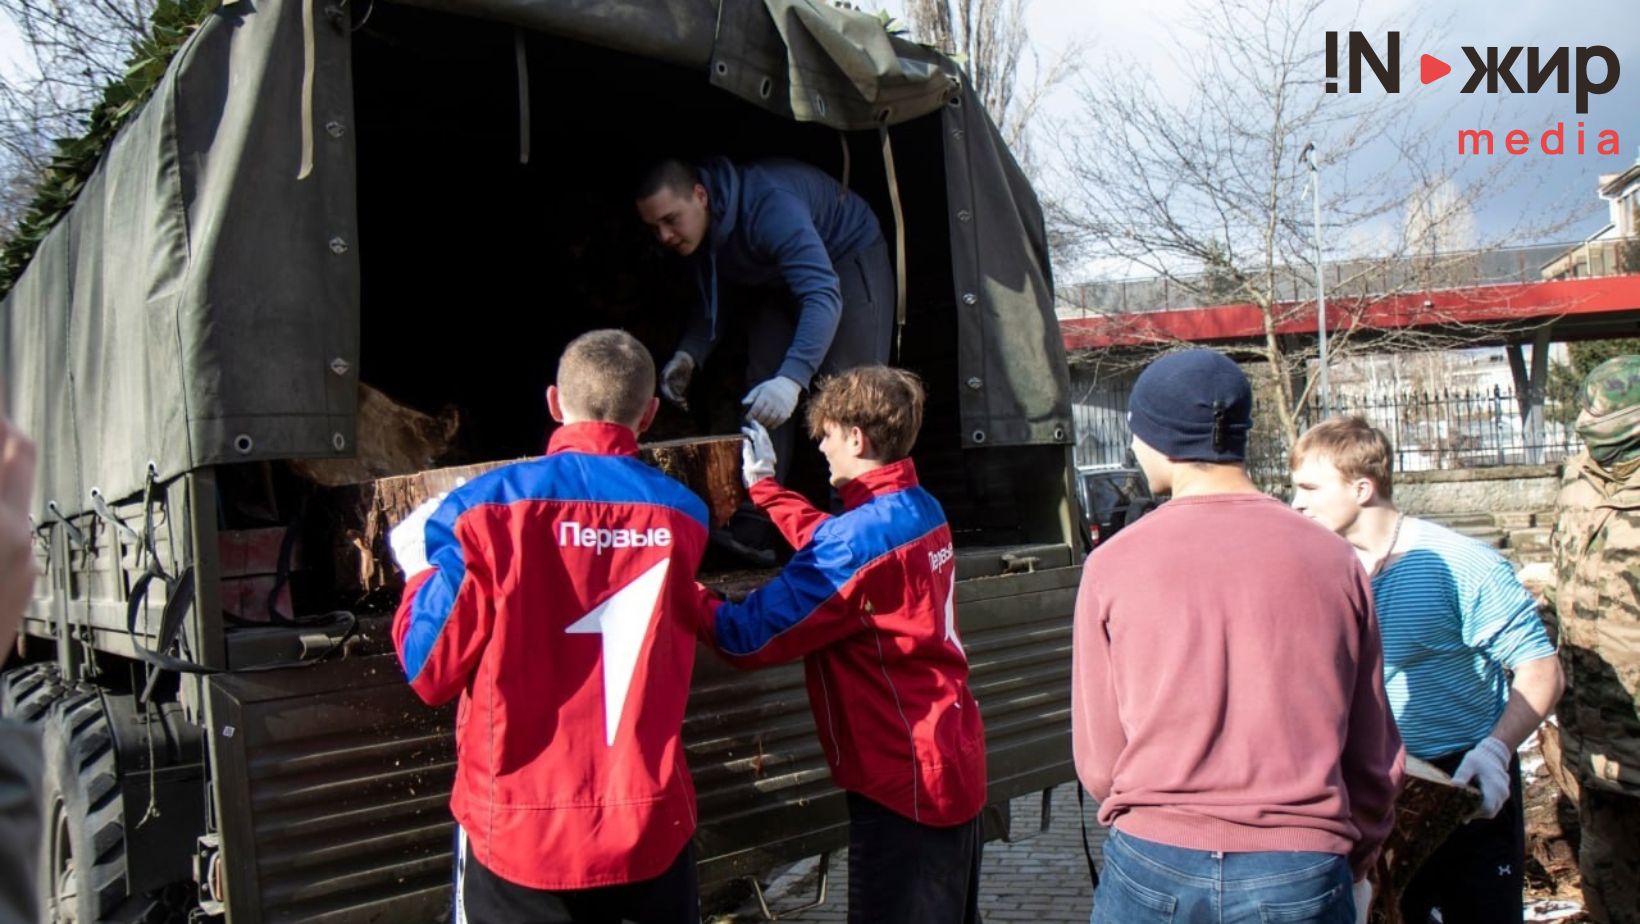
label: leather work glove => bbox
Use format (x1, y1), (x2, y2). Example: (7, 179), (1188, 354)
(389, 495), (444, 578)
(742, 376), (802, 429)
(740, 421), (777, 488)
(1451, 735), (1513, 819)
(1352, 878), (1372, 924)
(660, 351), (695, 409)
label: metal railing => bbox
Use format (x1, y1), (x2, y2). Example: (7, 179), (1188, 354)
(1245, 386), (1582, 487)
(1072, 392), (1134, 469)
(1076, 384), (1582, 482)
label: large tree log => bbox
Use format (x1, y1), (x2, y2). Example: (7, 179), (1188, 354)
(317, 434), (746, 601)
(638, 435), (746, 528)
(1368, 757), (1484, 923)
(320, 458), (517, 601)
(289, 383), (460, 487)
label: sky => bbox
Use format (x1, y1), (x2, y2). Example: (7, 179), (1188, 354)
(0, 12), (24, 82)
(875, 0), (1640, 276)
(1, 0), (1634, 278)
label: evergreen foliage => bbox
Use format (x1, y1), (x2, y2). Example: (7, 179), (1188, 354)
(0, 0), (217, 297)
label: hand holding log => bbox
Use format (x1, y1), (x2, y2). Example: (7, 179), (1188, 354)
(1366, 757), (1484, 924)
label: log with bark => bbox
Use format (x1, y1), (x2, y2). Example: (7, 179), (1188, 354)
(313, 458), (515, 602)
(1367, 757), (1485, 923)
(638, 435), (747, 528)
(289, 383), (461, 487)
(315, 434), (746, 602)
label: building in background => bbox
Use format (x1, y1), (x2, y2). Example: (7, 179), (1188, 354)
(1542, 148), (1640, 280)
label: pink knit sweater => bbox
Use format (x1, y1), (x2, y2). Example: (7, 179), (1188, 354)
(1072, 492), (1405, 876)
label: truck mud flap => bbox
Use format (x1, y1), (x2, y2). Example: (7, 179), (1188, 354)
(687, 562), (1079, 885)
(204, 655), (455, 923)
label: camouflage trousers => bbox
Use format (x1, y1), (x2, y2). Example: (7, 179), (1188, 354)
(1579, 786), (1640, 924)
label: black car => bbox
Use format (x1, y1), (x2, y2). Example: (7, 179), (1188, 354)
(1075, 466), (1159, 548)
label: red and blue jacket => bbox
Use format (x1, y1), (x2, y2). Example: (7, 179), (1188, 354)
(704, 459), (987, 826)
(392, 422), (711, 890)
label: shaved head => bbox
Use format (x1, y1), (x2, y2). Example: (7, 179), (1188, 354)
(556, 330), (656, 427)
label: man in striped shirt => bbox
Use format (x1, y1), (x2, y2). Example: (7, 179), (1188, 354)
(1291, 416), (1564, 924)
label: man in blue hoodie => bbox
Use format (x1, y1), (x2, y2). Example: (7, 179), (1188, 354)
(635, 157), (893, 481)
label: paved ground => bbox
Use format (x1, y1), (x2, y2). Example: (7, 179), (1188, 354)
(714, 772), (1594, 923)
(719, 785), (1103, 923)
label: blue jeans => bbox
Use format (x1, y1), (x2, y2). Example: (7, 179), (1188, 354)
(1093, 829), (1354, 924)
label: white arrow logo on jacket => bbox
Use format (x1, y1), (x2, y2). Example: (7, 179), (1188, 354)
(944, 569), (965, 658)
(565, 558), (671, 746)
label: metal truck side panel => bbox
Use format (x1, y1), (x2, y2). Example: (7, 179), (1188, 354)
(205, 656), (455, 922)
(687, 562), (1078, 884)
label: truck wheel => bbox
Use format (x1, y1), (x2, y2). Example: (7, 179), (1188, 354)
(39, 692), (180, 924)
(0, 662), (62, 722)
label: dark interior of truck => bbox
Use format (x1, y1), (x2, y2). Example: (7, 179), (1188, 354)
(212, 2), (1070, 621)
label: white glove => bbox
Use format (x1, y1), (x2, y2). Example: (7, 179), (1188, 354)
(660, 351), (695, 409)
(389, 496), (443, 577)
(741, 421), (777, 488)
(1451, 735), (1513, 819)
(742, 376), (802, 429)
(1352, 878), (1372, 924)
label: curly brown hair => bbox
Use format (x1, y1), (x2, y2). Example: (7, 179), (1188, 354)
(804, 365), (926, 461)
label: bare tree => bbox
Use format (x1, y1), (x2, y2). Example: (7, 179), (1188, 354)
(1052, 0), (1574, 448)
(0, 0), (157, 233)
(903, 0), (1083, 173)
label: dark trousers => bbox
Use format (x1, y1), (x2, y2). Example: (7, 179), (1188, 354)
(454, 829), (699, 924)
(746, 237), (893, 482)
(845, 792), (983, 924)
(1399, 750), (1525, 924)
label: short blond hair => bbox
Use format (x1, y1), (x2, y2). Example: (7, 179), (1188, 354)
(556, 330), (655, 426)
(805, 366), (925, 461)
(1291, 416), (1394, 500)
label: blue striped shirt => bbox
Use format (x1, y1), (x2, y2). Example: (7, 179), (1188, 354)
(1371, 517), (1556, 759)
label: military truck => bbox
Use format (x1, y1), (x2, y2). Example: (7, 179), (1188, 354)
(0, 0), (1082, 919)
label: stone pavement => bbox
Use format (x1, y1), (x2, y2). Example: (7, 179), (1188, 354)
(719, 785), (1104, 923)
(714, 766), (1593, 923)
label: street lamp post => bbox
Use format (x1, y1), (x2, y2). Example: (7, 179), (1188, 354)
(1301, 142), (1329, 416)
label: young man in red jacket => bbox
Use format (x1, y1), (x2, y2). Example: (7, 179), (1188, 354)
(389, 330), (712, 924)
(704, 365), (988, 924)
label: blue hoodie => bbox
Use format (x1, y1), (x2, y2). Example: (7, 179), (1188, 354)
(676, 157), (883, 389)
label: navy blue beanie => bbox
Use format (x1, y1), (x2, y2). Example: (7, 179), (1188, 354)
(1127, 350), (1253, 462)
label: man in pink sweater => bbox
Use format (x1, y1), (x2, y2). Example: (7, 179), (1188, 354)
(1072, 350), (1404, 923)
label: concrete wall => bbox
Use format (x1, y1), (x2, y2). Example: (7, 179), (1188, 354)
(1394, 463), (1563, 516)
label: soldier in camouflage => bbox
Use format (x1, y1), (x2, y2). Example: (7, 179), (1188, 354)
(1550, 354), (1640, 924)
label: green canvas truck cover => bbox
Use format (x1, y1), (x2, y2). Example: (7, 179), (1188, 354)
(0, 0), (1070, 522)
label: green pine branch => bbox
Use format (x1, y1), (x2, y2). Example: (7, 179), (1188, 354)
(0, 0), (219, 298)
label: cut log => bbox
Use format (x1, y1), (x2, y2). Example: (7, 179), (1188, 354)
(356, 436), (745, 536)
(332, 458), (521, 601)
(321, 434), (747, 602)
(637, 435), (747, 529)
(1368, 757), (1484, 924)
(289, 383), (460, 487)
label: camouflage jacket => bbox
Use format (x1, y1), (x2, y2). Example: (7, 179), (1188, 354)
(1551, 451), (1640, 794)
